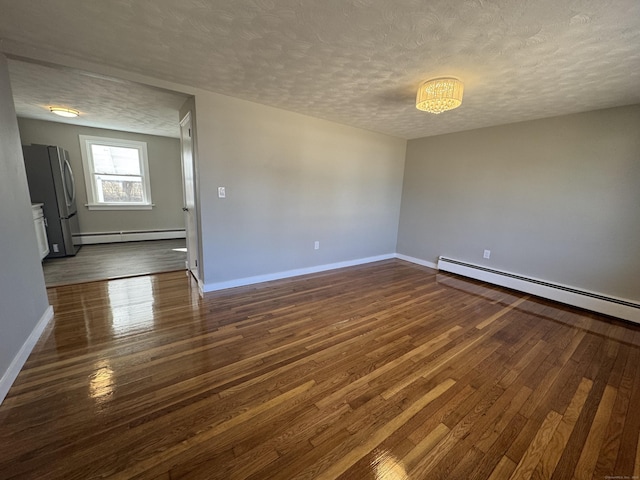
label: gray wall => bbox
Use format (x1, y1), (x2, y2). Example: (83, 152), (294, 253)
(17, 118), (184, 234)
(193, 91), (407, 286)
(397, 105), (640, 301)
(0, 55), (50, 388)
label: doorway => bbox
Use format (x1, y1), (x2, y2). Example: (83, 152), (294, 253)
(180, 111), (200, 284)
(9, 58), (194, 287)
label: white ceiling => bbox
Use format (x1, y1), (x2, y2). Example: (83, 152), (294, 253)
(8, 60), (189, 138)
(1, 0), (639, 139)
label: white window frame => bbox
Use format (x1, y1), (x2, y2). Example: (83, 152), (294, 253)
(79, 135), (153, 210)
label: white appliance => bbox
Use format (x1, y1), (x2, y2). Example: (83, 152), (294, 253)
(32, 203), (49, 260)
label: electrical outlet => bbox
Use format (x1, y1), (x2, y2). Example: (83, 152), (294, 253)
(218, 187), (226, 198)
(314, 241), (320, 250)
(483, 249), (491, 259)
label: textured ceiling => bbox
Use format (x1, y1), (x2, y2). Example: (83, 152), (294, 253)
(1, 0), (639, 139)
(8, 61), (189, 138)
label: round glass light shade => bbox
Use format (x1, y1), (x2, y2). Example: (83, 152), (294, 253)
(416, 78), (464, 114)
(50, 107), (80, 118)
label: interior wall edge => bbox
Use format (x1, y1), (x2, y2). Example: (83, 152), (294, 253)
(0, 305), (54, 405)
(394, 253), (438, 269)
(0, 53), (51, 404)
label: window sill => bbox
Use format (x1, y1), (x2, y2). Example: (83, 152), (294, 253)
(85, 203), (154, 211)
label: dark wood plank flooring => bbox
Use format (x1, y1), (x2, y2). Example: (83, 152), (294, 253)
(1, 259), (639, 479)
(42, 239), (187, 287)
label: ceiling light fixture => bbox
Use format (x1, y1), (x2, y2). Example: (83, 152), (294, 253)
(49, 107), (80, 118)
(416, 77), (464, 114)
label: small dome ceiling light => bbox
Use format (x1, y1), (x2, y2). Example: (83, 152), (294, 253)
(49, 107), (80, 118)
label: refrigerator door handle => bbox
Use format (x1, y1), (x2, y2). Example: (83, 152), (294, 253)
(63, 157), (76, 207)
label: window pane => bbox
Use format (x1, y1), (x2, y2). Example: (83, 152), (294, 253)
(91, 144), (141, 175)
(96, 175), (144, 203)
(81, 135), (152, 208)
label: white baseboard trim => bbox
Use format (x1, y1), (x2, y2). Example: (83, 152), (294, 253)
(0, 305), (54, 405)
(437, 257), (640, 324)
(75, 229), (186, 245)
(394, 253), (438, 269)
(184, 270), (206, 298)
(202, 254), (396, 293)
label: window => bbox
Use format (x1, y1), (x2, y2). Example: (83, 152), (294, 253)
(79, 135), (153, 210)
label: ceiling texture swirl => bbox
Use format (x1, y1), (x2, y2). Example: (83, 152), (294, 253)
(1, 0), (639, 139)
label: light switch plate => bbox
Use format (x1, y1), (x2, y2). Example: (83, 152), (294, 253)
(218, 187), (226, 198)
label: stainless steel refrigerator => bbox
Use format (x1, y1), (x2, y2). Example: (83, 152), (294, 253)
(23, 144), (81, 257)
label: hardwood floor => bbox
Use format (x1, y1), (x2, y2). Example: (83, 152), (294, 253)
(42, 239), (187, 287)
(1, 260), (639, 479)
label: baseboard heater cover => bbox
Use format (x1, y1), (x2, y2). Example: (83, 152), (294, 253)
(437, 256), (640, 324)
(74, 229), (186, 245)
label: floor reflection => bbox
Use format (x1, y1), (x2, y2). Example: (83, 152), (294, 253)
(108, 276), (155, 336)
(372, 449), (408, 480)
(89, 359), (115, 404)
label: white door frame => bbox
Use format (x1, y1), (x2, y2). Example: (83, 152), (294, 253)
(179, 111), (200, 284)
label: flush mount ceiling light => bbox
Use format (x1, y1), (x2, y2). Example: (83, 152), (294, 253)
(416, 77), (464, 114)
(49, 107), (80, 118)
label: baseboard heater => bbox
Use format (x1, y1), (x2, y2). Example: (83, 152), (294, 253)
(437, 256), (640, 324)
(74, 229), (186, 245)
